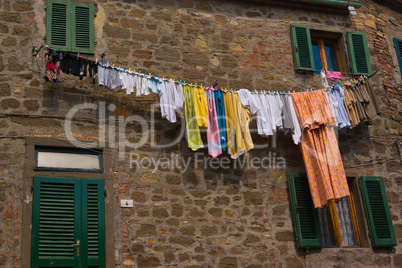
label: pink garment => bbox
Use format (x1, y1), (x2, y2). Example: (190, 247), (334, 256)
(327, 71), (342, 81)
(206, 87), (222, 157)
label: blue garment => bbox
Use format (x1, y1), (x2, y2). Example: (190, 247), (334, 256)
(214, 89), (227, 151)
(331, 83), (351, 133)
(148, 76), (162, 93)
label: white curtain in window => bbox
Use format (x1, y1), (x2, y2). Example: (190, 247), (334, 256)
(336, 197), (357, 246)
(317, 207), (336, 247)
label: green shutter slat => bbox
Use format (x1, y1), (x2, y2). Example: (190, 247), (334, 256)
(31, 177), (80, 267)
(290, 25), (315, 72)
(32, 178), (76, 262)
(71, 2), (95, 54)
(38, 181), (75, 258)
(393, 38), (402, 76)
(87, 184), (100, 256)
(288, 173), (322, 248)
(82, 180), (106, 267)
(347, 32), (372, 76)
(46, 0), (70, 51)
(50, 3), (67, 47)
(75, 6), (90, 49)
(359, 176), (396, 247)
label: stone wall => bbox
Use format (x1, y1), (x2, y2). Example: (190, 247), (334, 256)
(0, 0), (401, 267)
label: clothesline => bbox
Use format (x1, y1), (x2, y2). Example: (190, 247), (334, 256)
(48, 48), (383, 209)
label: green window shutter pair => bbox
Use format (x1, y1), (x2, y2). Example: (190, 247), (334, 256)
(289, 174), (396, 248)
(394, 38), (402, 76)
(46, 0), (95, 54)
(290, 25), (372, 75)
(359, 176), (397, 247)
(31, 176), (105, 268)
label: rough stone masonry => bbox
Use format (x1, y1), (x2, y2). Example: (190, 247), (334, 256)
(0, 0), (401, 267)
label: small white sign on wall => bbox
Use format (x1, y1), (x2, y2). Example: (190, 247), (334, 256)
(120, 199), (134, 208)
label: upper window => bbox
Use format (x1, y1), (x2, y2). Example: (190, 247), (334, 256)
(46, 0), (95, 54)
(35, 146), (103, 172)
(311, 38), (343, 75)
(394, 38), (402, 76)
(288, 173), (396, 249)
(290, 25), (372, 76)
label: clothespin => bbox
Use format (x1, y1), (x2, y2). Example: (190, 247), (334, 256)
(331, 68), (333, 74)
(91, 57), (93, 64)
(101, 60), (104, 66)
(124, 67), (126, 72)
(139, 71), (141, 74)
(179, 80), (182, 84)
(86, 56), (88, 62)
(81, 54), (84, 61)
(144, 72), (147, 76)
(77, 53), (80, 59)
(183, 80), (185, 85)
(195, 83), (197, 87)
(252, 90), (254, 94)
(95, 58), (98, 64)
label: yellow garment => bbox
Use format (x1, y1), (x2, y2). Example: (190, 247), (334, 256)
(193, 85), (208, 128)
(234, 93), (254, 152)
(224, 91), (246, 158)
(183, 84), (204, 150)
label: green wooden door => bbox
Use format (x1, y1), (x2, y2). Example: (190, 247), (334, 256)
(31, 177), (105, 268)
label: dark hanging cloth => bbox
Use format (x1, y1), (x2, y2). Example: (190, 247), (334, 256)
(364, 79), (381, 115)
(60, 53), (80, 76)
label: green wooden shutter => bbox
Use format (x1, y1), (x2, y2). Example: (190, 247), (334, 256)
(46, 0), (95, 54)
(347, 32), (372, 76)
(31, 177), (105, 268)
(359, 176), (396, 247)
(82, 180), (106, 268)
(46, 0), (69, 50)
(288, 173), (322, 248)
(394, 38), (402, 76)
(72, 2), (95, 54)
(290, 25), (315, 72)
(31, 176), (81, 267)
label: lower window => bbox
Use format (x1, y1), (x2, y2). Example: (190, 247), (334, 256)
(288, 173), (397, 249)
